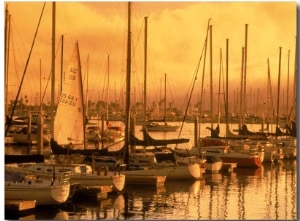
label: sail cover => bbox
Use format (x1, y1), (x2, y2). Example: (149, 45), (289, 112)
(54, 42), (84, 145)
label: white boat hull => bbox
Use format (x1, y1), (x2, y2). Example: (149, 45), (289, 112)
(6, 163), (125, 193)
(5, 178), (70, 205)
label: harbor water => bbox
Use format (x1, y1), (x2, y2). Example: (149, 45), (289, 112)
(4, 122), (298, 220)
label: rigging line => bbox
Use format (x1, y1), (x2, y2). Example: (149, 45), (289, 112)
(176, 19), (210, 140)
(177, 19), (211, 141)
(5, 2), (46, 137)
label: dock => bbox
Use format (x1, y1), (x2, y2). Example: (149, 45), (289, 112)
(70, 184), (113, 201)
(221, 163), (237, 173)
(5, 199), (36, 212)
(124, 175), (166, 187)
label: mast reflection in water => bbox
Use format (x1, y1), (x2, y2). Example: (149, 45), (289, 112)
(4, 123), (297, 220)
(5, 157), (297, 219)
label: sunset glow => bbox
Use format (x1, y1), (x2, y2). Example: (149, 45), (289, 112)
(3, 1), (296, 113)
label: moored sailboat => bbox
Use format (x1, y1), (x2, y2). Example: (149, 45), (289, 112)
(5, 170), (70, 206)
(6, 162), (125, 192)
(48, 41), (125, 191)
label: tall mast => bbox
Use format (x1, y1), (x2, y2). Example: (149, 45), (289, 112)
(293, 36), (297, 119)
(209, 24), (213, 130)
(267, 58), (275, 126)
(243, 24), (248, 125)
(60, 35), (64, 94)
(198, 19), (210, 138)
(124, 2), (131, 165)
(51, 2), (56, 140)
(276, 47), (282, 127)
(86, 55), (89, 119)
(5, 3), (46, 137)
(239, 47), (244, 130)
(225, 39), (229, 131)
(143, 16), (147, 128)
(106, 54), (109, 121)
(39, 59), (42, 110)
(286, 49), (290, 120)
(5, 8), (11, 116)
(217, 48), (221, 126)
(164, 73), (167, 121)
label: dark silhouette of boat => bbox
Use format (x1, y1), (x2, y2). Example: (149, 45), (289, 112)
(129, 129), (189, 146)
(50, 139), (125, 157)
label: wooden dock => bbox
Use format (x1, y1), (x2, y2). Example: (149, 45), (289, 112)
(221, 163), (237, 173)
(5, 199), (36, 212)
(71, 184), (113, 201)
(125, 175), (166, 187)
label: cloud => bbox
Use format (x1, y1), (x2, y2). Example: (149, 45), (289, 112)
(4, 1), (296, 112)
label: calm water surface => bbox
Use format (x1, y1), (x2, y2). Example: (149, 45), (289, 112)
(5, 159), (297, 220)
(4, 123), (298, 220)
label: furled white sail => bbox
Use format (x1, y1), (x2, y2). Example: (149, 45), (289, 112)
(54, 42), (84, 145)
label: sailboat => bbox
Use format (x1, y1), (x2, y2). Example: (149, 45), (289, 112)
(4, 6), (51, 146)
(47, 41), (126, 191)
(112, 5), (206, 184)
(5, 170), (70, 206)
(50, 42), (125, 156)
(102, 54), (125, 142)
(142, 73), (179, 132)
(129, 127), (189, 146)
(5, 162), (126, 193)
(51, 42), (84, 148)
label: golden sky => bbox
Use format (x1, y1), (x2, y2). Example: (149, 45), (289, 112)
(3, 1), (297, 111)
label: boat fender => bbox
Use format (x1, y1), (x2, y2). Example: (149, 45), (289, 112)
(96, 165), (108, 176)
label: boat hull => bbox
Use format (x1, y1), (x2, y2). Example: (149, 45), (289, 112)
(69, 173), (125, 192)
(5, 180), (70, 205)
(124, 175), (166, 187)
(218, 155), (262, 167)
(5, 163), (126, 193)
(8, 133), (51, 145)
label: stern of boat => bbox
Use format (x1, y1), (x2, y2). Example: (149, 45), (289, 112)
(50, 180), (70, 204)
(112, 174), (126, 192)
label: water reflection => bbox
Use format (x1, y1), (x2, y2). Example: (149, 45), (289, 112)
(6, 159), (297, 220)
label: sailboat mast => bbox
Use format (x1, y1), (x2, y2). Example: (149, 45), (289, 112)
(143, 16), (147, 128)
(106, 54), (109, 121)
(293, 36), (297, 118)
(51, 2), (56, 139)
(209, 24), (213, 130)
(267, 58), (275, 127)
(164, 73), (167, 121)
(225, 39), (229, 130)
(217, 48), (222, 126)
(124, 2), (131, 164)
(39, 59), (42, 110)
(276, 47), (282, 127)
(286, 49), (290, 120)
(60, 35), (64, 94)
(239, 47), (244, 130)
(86, 55), (89, 119)
(243, 24), (248, 125)
(198, 19), (210, 138)
(5, 3), (46, 137)
(5, 7), (11, 115)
